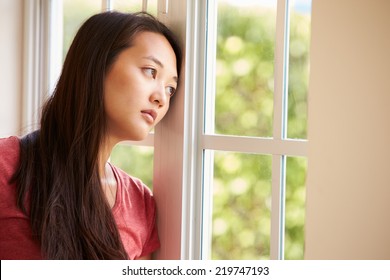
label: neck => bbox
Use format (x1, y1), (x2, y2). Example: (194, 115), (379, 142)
(98, 137), (119, 208)
(98, 136), (117, 179)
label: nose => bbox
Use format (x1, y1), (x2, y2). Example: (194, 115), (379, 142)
(150, 82), (167, 108)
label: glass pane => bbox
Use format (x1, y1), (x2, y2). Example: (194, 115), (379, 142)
(287, 0), (312, 139)
(63, 0), (101, 60)
(211, 151), (272, 259)
(110, 144), (154, 190)
(114, 0), (158, 15)
(212, 0), (277, 137)
(284, 156), (307, 259)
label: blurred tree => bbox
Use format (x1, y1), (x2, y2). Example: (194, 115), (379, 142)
(212, 152), (272, 260)
(63, 0), (101, 60)
(211, 3), (310, 260)
(288, 9), (311, 139)
(110, 145), (154, 189)
(214, 5), (275, 137)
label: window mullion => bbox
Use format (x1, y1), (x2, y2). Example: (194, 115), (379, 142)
(200, 0), (218, 260)
(47, 0), (63, 95)
(273, 0), (290, 141)
(180, 0), (209, 260)
(22, 0), (40, 132)
(152, 0), (188, 260)
(22, 0), (63, 133)
(202, 135), (307, 157)
(101, 0), (113, 11)
(270, 0), (290, 260)
(142, 0), (148, 12)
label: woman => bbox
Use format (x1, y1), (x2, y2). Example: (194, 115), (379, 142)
(0, 11), (182, 259)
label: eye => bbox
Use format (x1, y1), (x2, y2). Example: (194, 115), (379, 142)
(166, 86), (177, 97)
(143, 67), (157, 79)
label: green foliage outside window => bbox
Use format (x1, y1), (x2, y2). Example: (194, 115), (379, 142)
(211, 3), (310, 260)
(214, 5), (276, 137)
(212, 152), (272, 259)
(110, 145), (154, 189)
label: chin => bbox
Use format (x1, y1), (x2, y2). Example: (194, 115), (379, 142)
(131, 136), (147, 142)
(128, 132), (149, 141)
(119, 124), (152, 141)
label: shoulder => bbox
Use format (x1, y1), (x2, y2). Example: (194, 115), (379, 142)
(0, 136), (20, 153)
(109, 164), (160, 258)
(110, 164), (157, 225)
(0, 136), (21, 177)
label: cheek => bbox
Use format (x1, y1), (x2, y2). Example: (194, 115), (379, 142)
(106, 76), (127, 96)
(105, 63), (136, 95)
(104, 77), (129, 119)
(104, 74), (135, 109)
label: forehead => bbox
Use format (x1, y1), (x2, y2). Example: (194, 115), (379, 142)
(130, 31), (177, 72)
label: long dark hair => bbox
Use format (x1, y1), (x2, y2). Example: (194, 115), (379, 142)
(12, 11), (182, 259)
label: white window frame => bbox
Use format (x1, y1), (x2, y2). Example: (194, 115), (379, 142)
(30, 0), (307, 260)
(175, 0), (308, 260)
(23, 0), (62, 132)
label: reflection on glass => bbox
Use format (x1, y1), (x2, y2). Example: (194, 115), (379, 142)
(287, 0), (312, 139)
(284, 156), (307, 259)
(63, 0), (101, 60)
(213, 0), (277, 137)
(211, 151), (272, 259)
(110, 144), (154, 190)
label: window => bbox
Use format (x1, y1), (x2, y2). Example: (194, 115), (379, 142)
(30, 0), (311, 260)
(181, 0), (311, 260)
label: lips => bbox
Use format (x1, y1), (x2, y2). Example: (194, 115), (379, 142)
(141, 109), (157, 123)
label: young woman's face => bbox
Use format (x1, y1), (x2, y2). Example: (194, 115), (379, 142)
(104, 31), (178, 143)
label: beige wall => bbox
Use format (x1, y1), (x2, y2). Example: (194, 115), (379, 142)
(0, 0), (23, 137)
(305, 0), (390, 259)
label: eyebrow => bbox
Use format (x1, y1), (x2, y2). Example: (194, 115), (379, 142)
(143, 56), (178, 82)
(143, 55), (164, 68)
